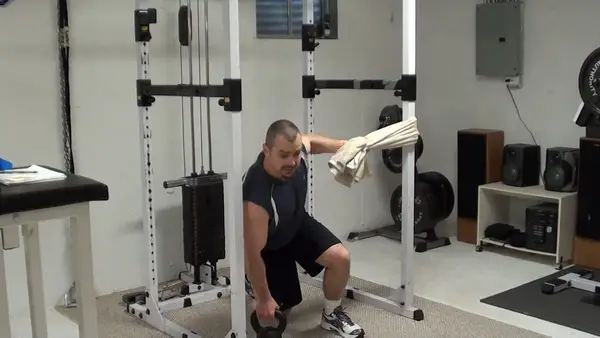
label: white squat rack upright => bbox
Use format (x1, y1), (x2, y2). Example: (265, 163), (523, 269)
(298, 0), (423, 321)
(132, 0), (246, 337)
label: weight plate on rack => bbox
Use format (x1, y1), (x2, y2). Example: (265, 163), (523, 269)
(378, 104), (423, 173)
(378, 104), (403, 128)
(578, 46), (600, 114)
(382, 136), (423, 173)
(389, 180), (436, 234)
(417, 171), (455, 221)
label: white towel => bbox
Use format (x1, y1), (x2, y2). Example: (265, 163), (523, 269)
(328, 117), (420, 187)
(0, 165), (66, 186)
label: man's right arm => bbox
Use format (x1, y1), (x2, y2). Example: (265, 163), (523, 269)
(243, 201), (271, 301)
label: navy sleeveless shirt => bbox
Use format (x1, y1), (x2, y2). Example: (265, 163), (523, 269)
(242, 147), (309, 251)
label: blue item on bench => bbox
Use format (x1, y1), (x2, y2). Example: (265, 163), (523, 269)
(0, 165), (109, 215)
(0, 158), (13, 171)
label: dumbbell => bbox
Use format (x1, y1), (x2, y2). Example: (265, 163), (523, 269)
(250, 309), (287, 338)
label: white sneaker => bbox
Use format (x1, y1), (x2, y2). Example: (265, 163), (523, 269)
(320, 306), (365, 338)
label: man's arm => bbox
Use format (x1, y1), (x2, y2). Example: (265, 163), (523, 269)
(243, 201), (272, 301)
(302, 134), (347, 154)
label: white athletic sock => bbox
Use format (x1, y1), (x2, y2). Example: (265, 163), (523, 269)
(323, 298), (342, 315)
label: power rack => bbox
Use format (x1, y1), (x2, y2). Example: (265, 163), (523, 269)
(297, 0), (423, 322)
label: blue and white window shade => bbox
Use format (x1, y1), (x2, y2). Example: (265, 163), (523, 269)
(256, 0), (322, 38)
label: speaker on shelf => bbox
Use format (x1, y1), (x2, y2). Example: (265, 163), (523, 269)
(457, 129), (504, 244)
(543, 147), (579, 192)
(576, 138), (600, 241)
(501, 143), (540, 187)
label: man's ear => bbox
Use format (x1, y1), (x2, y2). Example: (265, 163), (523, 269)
(262, 143), (269, 155)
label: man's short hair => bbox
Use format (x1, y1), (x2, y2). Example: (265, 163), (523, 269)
(265, 119), (301, 148)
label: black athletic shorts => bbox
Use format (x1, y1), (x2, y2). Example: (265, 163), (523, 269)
(261, 215), (341, 309)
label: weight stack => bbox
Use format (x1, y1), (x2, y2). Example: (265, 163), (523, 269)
(182, 175), (226, 269)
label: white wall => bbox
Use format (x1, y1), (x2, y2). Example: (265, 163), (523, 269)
(0, 0), (402, 314)
(416, 0), (599, 234)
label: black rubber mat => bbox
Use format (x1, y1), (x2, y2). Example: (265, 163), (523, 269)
(481, 266), (600, 336)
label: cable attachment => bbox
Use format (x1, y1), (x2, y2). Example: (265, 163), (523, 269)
(301, 24), (319, 52)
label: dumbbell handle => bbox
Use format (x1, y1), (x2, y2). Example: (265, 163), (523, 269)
(250, 309), (287, 334)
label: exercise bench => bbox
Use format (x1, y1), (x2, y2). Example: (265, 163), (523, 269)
(0, 166), (108, 338)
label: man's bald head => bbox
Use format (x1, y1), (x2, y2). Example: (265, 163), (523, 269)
(264, 119), (301, 148)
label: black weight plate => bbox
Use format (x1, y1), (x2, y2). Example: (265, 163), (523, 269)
(389, 180), (436, 234)
(415, 172), (443, 222)
(381, 136), (423, 173)
(378, 104), (402, 128)
(382, 148), (403, 173)
(579, 47), (600, 115)
(417, 171), (455, 221)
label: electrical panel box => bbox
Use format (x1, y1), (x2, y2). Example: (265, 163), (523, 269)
(475, 1), (523, 78)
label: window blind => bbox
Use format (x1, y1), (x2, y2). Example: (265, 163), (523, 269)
(256, 0), (322, 37)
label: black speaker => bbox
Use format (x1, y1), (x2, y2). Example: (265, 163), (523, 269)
(576, 138), (600, 240)
(543, 147), (579, 192)
(456, 129), (504, 244)
(502, 143), (540, 187)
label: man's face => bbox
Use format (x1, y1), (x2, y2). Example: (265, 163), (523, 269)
(264, 134), (303, 179)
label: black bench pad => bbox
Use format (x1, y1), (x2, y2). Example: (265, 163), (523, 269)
(0, 166), (109, 216)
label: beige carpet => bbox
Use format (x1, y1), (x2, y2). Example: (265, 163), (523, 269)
(58, 275), (549, 338)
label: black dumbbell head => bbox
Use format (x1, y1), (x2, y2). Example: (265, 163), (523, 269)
(250, 309), (288, 336)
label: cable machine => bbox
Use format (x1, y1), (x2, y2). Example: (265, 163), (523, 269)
(130, 0), (245, 337)
(297, 0), (423, 321)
